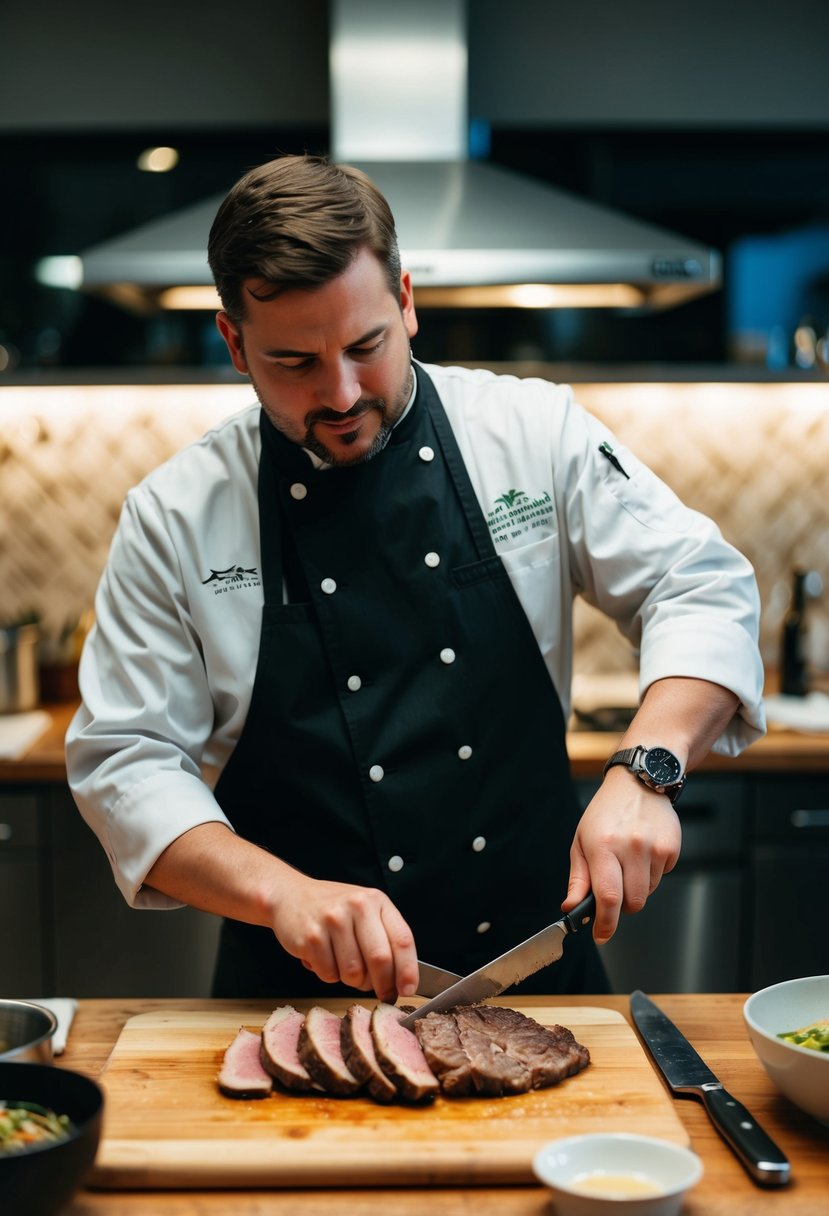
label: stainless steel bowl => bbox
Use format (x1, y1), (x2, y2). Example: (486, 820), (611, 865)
(0, 999), (57, 1063)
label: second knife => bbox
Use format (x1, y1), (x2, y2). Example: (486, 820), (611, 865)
(630, 990), (790, 1187)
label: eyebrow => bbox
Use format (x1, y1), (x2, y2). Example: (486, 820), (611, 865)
(263, 324), (387, 359)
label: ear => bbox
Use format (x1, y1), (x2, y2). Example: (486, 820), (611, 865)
(399, 270), (419, 339)
(215, 312), (249, 376)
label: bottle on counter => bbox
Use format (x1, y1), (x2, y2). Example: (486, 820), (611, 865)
(779, 568), (822, 696)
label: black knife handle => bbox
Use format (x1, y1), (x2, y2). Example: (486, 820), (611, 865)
(700, 1084), (791, 1186)
(562, 892), (596, 933)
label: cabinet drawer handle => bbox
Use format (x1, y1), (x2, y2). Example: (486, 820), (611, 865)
(791, 809), (829, 829)
(0, 822), (12, 843)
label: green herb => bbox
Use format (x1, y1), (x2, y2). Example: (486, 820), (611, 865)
(777, 1018), (829, 1052)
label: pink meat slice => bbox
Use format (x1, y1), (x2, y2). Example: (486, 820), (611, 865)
(260, 1006), (314, 1091)
(370, 1002), (439, 1102)
(217, 1026), (273, 1098)
(341, 1004), (398, 1103)
(298, 1006), (362, 1096)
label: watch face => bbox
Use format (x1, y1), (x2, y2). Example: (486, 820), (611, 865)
(644, 747), (682, 785)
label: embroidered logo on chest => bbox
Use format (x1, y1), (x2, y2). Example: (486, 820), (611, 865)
(201, 564), (261, 594)
(486, 488), (555, 546)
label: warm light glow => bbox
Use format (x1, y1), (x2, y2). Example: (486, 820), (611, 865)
(137, 146), (180, 173)
(139, 282), (649, 312)
(157, 286), (222, 310)
(412, 283), (647, 309)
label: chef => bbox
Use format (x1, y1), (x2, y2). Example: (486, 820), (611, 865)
(65, 155), (765, 1003)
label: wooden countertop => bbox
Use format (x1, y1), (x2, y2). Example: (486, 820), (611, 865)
(57, 995), (827, 1215)
(3, 703), (829, 785)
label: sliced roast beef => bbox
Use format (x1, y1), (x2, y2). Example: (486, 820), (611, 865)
(260, 1006), (314, 1091)
(414, 1005), (590, 1096)
(298, 1006), (362, 1096)
(370, 1002), (440, 1103)
(341, 1003), (399, 1103)
(217, 1026), (273, 1098)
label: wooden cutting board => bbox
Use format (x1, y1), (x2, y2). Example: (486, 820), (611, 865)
(89, 998), (688, 1189)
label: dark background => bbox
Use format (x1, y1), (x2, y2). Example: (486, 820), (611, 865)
(1, 0), (828, 371)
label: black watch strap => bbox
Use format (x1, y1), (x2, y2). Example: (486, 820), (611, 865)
(603, 746), (644, 774)
(603, 745), (686, 805)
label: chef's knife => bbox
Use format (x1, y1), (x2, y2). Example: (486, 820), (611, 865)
(400, 894), (596, 1029)
(416, 960), (462, 997)
(630, 990), (790, 1187)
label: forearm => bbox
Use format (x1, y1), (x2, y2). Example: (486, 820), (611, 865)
(566, 676), (739, 941)
(612, 675), (740, 770)
(144, 821), (419, 1001)
(144, 821), (292, 927)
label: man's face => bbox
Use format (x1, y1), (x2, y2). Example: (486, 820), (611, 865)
(216, 248), (419, 466)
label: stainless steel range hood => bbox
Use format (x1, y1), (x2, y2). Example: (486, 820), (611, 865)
(77, 0), (720, 312)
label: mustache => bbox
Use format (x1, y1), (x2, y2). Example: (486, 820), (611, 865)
(306, 399), (383, 427)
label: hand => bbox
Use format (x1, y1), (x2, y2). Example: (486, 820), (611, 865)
(562, 765), (681, 943)
(269, 870), (419, 1003)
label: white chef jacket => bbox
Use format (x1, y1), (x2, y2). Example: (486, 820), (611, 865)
(66, 362), (765, 909)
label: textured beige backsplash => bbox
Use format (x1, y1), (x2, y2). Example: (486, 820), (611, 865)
(1, 377), (827, 679)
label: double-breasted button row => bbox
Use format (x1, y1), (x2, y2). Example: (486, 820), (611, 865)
(386, 839), (486, 876)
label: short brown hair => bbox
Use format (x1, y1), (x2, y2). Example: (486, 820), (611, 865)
(207, 154), (401, 323)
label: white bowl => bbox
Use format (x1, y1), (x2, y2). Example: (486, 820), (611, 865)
(743, 974), (829, 1125)
(532, 1133), (703, 1216)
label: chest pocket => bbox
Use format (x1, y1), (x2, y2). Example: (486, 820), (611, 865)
(496, 535), (561, 659)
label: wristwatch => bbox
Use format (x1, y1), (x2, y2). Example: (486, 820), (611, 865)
(603, 745), (687, 805)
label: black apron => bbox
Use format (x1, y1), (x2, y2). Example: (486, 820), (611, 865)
(211, 364), (607, 997)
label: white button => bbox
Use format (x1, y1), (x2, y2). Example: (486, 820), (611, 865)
(440, 648), (456, 665)
(424, 552), (440, 568)
(472, 836), (487, 853)
(290, 482), (307, 500)
(458, 745), (472, 760)
(347, 675), (362, 692)
(388, 855), (404, 872)
(369, 764), (385, 782)
(321, 577), (337, 595)
(418, 445), (435, 462)
(476, 921), (491, 934)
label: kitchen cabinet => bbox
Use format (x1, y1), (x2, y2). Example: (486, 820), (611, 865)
(0, 789), (46, 992)
(2, 784), (220, 998)
(574, 777), (749, 994)
(748, 774), (829, 990)
(46, 785), (221, 998)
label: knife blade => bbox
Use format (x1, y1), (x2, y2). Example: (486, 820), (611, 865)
(630, 990), (790, 1187)
(400, 893), (595, 1029)
(415, 961), (462, 997)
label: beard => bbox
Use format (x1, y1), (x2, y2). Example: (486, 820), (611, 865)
(250, 364), (414, 468)
(302, 398), (396, 465)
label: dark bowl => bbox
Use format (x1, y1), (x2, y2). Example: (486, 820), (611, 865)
(0, 1062), (104, 1216)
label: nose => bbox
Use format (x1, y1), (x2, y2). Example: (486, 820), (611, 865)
(317, 358), (361, 413)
